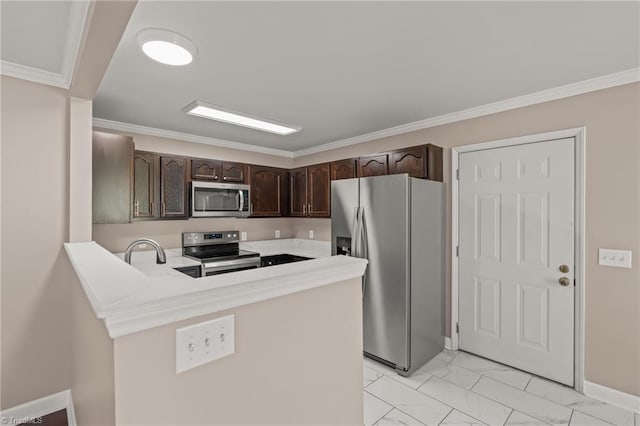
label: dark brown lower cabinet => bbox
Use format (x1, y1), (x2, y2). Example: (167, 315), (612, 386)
(248, 165), (288, 217)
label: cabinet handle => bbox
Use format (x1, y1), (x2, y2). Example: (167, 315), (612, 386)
(214, 175), (218, 180)
(250, 203), (253, 216)
(134, 201), (139, 217)
(303, 204), (306, 215)
(223, 176), (227, 181)
(308, 203), (312, 215)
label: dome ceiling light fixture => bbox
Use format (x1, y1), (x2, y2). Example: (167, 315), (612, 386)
(184, 100), (302, 136)
(137, 28), (197, 66)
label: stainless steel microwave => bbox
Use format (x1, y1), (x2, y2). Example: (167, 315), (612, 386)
(191, 182), (250, 218)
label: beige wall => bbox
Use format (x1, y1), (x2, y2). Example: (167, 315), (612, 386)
(69, 97), (93, 242)
(0, 76), (76, 408)
(73, 277), (363, 425)
(296, 83), (640, 396)
(94, 217), (296, 252)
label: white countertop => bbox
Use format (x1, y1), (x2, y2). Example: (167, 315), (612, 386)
(65, 239), (365, 338)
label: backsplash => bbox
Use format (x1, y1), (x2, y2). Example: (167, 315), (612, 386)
(93, 217), (331, 252)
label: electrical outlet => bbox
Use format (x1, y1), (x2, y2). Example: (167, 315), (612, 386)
(176, 315), (235, 373)
(275, 230), (281, 239)
(308, 229), (314, 239)
(240, 232), (247, 241)
(598, 248), (632, 268)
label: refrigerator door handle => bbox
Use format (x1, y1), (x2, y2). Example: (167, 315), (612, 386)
(359, 206), (369, 294)
(351, 206), (360, 258)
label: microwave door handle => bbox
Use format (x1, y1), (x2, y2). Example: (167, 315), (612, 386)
(239, 190), (244, 212)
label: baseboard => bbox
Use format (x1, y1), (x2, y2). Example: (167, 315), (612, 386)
(0, 390), (76, 426)
(583, 380), (640, 414)
(444, 336), (452, 350)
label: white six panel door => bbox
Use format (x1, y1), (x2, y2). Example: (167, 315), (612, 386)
(458, 138), (575, 386)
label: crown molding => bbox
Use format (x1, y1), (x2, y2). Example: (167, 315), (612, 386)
(92, 118), (295, 158)
(292, 67), (640, 158)
(93, 67), (639, 159)
(0, 1), (91, 89)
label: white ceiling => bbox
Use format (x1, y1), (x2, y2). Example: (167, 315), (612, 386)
(12, 2), (640, 152)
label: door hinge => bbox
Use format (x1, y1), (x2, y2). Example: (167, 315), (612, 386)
(456, 246), (459, 257)
(456, 323), (459, 334)
(456, 169), (459, 180)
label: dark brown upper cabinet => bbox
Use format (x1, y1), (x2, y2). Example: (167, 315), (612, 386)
(248, 165), (288, 217)
(388, 146), (429, 178)
(307, 163), (330, 217)
(133, 151), (158, 219)
(289, 163), (331, 218)
(358, 154), (388, 177)
(191, 159), (247, 183)
(221, 162), (247, 183)
(289, 168), (307, 217)
(330, 159), (357, 180)
(93, 132), (133, 224)
(191, 158), (220, 181)
(160, 156), (189, 219)
(425, 144), (443, 182)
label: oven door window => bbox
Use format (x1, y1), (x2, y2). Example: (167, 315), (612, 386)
(193, 188), (240, 212)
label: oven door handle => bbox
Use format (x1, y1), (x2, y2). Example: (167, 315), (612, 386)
(202, 256), (260, 273)
(239, 189), (244, 212)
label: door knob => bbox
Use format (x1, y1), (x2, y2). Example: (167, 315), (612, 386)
(559, 264), (570, 273)
(559, 277), (571, 286)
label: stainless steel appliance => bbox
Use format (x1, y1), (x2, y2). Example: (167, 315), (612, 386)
(191, 182), (250, 218)
(331, 174), (444, 376)
(182, 231), (260, 276)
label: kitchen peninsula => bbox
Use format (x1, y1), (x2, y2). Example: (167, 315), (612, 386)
(65, 239), (367, 425)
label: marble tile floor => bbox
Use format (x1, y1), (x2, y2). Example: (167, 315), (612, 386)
(363, 350), (639, 426)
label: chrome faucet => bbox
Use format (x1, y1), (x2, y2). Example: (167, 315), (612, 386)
(124, 238), (167, 265)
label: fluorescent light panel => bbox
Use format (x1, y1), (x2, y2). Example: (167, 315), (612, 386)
(184, 101), (301, 135)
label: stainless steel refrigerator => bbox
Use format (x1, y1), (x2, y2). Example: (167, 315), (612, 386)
(331, 174), (444, 376)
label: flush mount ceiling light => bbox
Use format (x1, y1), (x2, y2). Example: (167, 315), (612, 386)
(137, 28), (197, 66)
(184, 101), (302, 135)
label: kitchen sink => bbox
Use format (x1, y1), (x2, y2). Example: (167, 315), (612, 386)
(260, 254), (312, 267)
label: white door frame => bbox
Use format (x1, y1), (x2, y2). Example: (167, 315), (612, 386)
(451, 127), (586, 391)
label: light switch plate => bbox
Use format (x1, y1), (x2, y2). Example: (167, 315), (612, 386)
(240, 232), (247, 241)
(598, 248), (632, 268)
(176, 314), (235, 373)
(275, 230), (280, 239)
(308, 229), (314, 239)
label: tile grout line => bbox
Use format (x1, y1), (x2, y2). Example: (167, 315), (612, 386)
(465, 377), (567, 426)
(415, 379), (508, 425)
(436, 407), (455, 426)
(501, 409), (515, 426)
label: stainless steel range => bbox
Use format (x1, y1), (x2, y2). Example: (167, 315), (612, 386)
(182, 231), (260, 277)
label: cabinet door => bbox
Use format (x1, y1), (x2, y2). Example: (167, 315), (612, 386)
(425, 144), (443, 182)
(191, 158), (220, 181)
(93, 132), (133, 224)
(358, 154), (388, 177)
(308, 163), (330, 217)
(133, 151), (158, 219)
(221, 162), (247, 183)
(389, 146), (427, 178)
(249, 166), (287, 217)
(289, 168), (307, 217)
(330, 159), (356, 180)
(160, 156), (188, 218)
